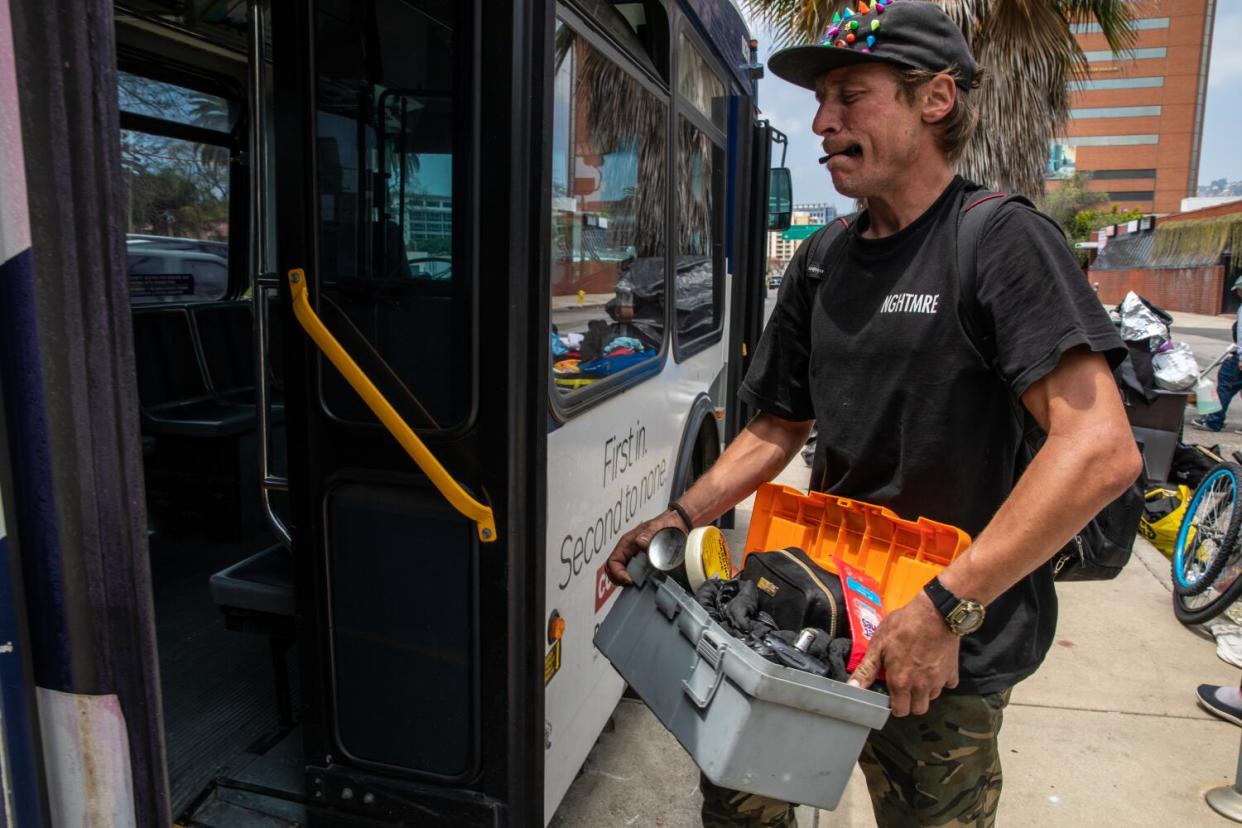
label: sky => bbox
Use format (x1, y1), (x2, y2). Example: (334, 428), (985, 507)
(746, 3), (1242, 214)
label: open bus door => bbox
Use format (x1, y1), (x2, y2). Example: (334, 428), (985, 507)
(269, 0), (546, 824)
(725, 121), (789, 443)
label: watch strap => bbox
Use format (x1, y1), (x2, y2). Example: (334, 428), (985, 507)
(923, 576), (958, 617)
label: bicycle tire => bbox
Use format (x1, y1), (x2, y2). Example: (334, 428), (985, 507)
(1173, 463), (1242, 595)
(1174, 464), (1242, 625)
(1174, 556), (1242, 625)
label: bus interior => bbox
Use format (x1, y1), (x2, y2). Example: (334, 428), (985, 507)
(115, 2), (301, 822)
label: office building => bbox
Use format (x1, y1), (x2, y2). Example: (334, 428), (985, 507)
(1047, 1), (1216, 214)
(791, 202), (838, 226)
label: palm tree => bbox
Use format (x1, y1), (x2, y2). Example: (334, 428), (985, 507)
(743, 0), (1135, 200)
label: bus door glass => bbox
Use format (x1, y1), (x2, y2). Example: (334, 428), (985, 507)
(294, 0), (480, 782)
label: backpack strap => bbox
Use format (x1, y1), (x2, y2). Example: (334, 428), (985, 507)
(804, 212), (860, 283)
(955, 191), (1035, 368)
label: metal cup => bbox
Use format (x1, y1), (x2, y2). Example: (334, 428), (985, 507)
(647, 527), (687, 572)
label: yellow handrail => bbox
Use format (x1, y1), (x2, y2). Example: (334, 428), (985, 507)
(286, 268), (498, 543)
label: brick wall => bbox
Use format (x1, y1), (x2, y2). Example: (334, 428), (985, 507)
(1089, 265), (1226, 315)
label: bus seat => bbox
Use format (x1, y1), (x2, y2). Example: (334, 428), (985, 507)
(210, 544), (296, 726)
(132, 303), (283, 437)
(190, 302), (256, 405)
(209, 545), (295, 619)
(133, 304), (276, 536)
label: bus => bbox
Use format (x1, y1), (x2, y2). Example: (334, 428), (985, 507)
(0, 0), (791, 824)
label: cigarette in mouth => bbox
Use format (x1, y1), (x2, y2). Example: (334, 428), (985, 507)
(818, 154), (831, 165)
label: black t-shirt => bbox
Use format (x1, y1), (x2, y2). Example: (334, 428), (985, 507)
(740, 177), (1125, 694)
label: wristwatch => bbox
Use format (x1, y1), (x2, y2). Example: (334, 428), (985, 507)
(923, 577), (985, 636)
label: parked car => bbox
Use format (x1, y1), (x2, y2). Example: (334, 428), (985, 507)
(767, 272), (783, 290)
(127, 239), (229, 304)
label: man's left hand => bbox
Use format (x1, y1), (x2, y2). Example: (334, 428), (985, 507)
(847, 592), (960, 717)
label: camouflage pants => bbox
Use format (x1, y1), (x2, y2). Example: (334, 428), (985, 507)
(700, 690), (1010, 828)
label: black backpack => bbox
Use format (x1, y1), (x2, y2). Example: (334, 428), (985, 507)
(799, 191), (1143, 581)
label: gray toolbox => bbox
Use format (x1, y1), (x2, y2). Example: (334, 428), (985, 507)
(594, 553), (891, 811)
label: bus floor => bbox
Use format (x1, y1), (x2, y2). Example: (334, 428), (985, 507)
(150, 531), (305, 819)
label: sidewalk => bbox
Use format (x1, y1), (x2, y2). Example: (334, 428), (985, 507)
(552, 456), (1242, 827)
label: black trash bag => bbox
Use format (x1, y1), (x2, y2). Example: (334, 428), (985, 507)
(1169, 443), (1224, 489)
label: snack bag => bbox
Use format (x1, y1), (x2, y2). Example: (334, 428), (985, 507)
(835, 557), (885, 673)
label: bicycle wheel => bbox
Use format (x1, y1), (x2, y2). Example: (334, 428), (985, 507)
(1173, 463), (1242, 625)
(1173, 464), (1242, 595)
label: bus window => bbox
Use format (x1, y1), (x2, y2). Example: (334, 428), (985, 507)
(675, 119), (725, 345)
(549, 20), (667, 398)
(675, 35), (726, 350)
(314, 0), (471, 431)
(119, 72), (237, 304)
(677, 32), (725, 129)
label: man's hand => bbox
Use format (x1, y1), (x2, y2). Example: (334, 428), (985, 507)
(605, 510), (687, 586)
(848, 591), (960, 717)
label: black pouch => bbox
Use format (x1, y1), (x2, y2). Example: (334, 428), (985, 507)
(739, 548), (847, 640)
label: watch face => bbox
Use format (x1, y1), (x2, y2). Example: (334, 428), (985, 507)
(948, 601), (985, 635)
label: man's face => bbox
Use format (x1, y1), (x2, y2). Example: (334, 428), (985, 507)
(812, 63), (926, 199)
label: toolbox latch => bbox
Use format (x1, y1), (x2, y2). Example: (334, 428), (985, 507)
(683, 631), (727, 709)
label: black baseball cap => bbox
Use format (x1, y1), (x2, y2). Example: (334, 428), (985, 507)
(768, 0), (978, 91)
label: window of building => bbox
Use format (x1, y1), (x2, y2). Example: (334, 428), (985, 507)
(1090, 169), (1157, 180)
(1046, 141), (1078, 179)
(1071, 76), (1164, 91)
(1064, 134), (1159, 147)
(549, 19), (668, 400)
(1105, 191), (1155, 202)
(1084, 47), (1166, 62)
(1070, 105), (1162, 119)
(1072, 17), (1168, 34)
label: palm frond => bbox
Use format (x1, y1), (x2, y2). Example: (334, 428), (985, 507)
(1052, 0), (1135, 53)
(745, 0), (1141, 200)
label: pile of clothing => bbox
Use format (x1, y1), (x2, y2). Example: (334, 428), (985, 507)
(552, 321), (653, 389)
(692, 546), (855, 682)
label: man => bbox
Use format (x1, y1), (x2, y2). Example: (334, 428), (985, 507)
(1191, 275), (1242, 432)
(605, 1), (1141, 826)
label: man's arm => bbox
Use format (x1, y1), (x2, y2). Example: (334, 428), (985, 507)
(849, 347), (1142, 715)
(604, 413), (814, 585)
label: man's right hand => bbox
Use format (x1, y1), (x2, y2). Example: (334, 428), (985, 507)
(605, 510), (688, 586)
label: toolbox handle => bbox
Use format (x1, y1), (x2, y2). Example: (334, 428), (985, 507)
(655, 584), (681, 621)
(683, 631), (727, 709)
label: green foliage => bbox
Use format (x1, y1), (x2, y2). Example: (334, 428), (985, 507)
(119, 73), (231, 241)
(1038, 173), (1139, 265)
(124, 160), (229, 240)
(1040, 172), (1106, 232)
(1070, 205), (1143, 241)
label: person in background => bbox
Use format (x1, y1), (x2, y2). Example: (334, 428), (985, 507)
(1192, 275), (1242, 432)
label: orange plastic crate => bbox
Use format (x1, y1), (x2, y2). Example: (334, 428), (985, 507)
(742, 484), (972, 611)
